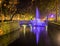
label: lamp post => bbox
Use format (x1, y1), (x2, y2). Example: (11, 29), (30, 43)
(56, 0), (58, 22)
(0, 0), (2, 14)
(0, 0), (4, 25)
(0, 0), (2, 22)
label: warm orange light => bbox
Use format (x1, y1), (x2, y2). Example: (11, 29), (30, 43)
(0, 0), (2, 3)
(4, 4), (6, 6)
(48, 18), (54, 21)
(0, 29), (3, 35)
(14, 2), (18, 4)
(9, 1), (13, 4)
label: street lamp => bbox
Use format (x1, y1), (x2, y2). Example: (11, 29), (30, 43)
(56, 0), (58, 22)
(0, 0), (2, 9)
(0, 0), (4, 24)
(0, 0), (2, 18)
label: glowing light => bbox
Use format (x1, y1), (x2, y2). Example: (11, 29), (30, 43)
(35, 7), (40, 19)
(48, 14), (55, 21)
(51, 14), (54, 18)
(30, 7), (47, 44)
(0, 29), (3, 35)
(33, 27), (36, 29)
(4, 4), (6, 6)
(46, 26), (48, 31)
(36, 33), (39, 44)
(22, 25), (27, 35)
(0, 0), (2, 3)
(29, 24), (32, 32)
(19, 7), (48, 44)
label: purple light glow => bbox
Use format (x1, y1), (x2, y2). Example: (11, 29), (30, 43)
(36, 7), (40, 19)
(51, 14), (54, 18)
(36, 32), (39, 44)
(30, 7), (47, 44)
(19, 7), (48, 44)
(48, 14), (55, 18)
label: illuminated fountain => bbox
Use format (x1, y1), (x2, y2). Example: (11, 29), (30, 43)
(30, 7), (47, 44)
(19, 7), (48, 44)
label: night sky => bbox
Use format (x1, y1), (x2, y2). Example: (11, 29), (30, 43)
(17, 0), (32, 9)
(17, 0), (55, 14)
(3, 0), (59, 17)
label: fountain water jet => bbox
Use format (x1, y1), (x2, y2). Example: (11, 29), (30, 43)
(19, 7), (48, 44)
(30, 7), (47, 44)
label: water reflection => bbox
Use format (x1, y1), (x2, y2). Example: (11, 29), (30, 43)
(12, 26), (50, 46)
(49, 31), (60, 46)
(48, 26), (60, 46)
(22, 25), (27, 35)
(0, 25), (51, 46)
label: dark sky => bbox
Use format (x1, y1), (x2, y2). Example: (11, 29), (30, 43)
(17, 0), (55, 10)
(4, 0), (57, 15)
(16, 0), (56, 15)
(17, 0), (32, 9)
